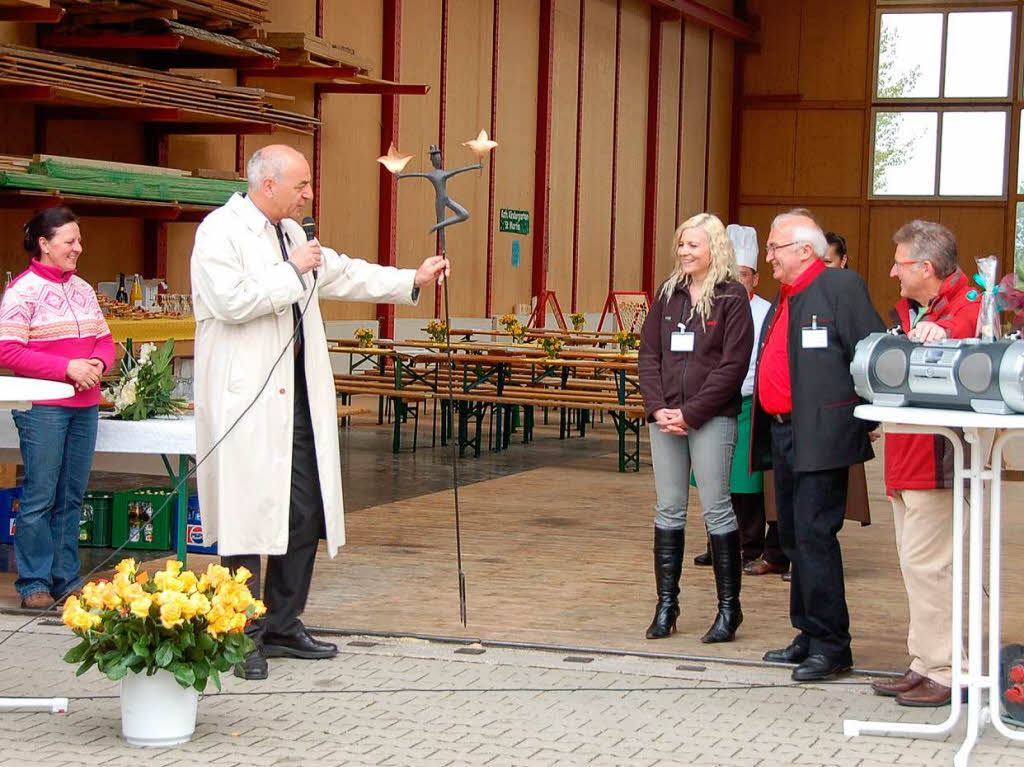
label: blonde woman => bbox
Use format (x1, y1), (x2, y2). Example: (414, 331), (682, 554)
(638, 213), (754, 643)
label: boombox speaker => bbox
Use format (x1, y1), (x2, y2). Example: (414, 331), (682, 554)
(850, 332), (1024, 414)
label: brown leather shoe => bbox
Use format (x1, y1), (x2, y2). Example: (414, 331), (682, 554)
(872, 669), (926, 697)
(20, 592), (54, 610)
(896, 677), (952, 707)
(744, 558), (789, 576)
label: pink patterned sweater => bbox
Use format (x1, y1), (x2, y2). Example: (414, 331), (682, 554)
(0, 259), (115, 407)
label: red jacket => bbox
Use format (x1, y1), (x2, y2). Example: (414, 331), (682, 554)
(884, 268), (979, 493)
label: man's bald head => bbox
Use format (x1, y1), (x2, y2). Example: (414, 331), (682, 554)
(246, 144), (312, 224)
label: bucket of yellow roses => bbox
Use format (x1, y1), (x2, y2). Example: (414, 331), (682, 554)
(61, 557), (265, 747)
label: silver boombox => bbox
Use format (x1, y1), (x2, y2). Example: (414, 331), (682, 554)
(850, 332), (1024, 414)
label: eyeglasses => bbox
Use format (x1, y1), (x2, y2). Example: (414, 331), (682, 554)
(765, 242), (801, 255)
(892, 259), (923, 272)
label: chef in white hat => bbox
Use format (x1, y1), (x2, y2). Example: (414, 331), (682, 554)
(694, 225), (787, 577)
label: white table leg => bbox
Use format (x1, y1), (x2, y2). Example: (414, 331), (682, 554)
(987, 430), (1024, 743)
(844, 424), (966, 738)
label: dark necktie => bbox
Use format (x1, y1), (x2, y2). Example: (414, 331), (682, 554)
(274, 223), (304, 358)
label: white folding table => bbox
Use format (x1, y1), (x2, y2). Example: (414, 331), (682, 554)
(0, 376), (75, 715)
(844, 405), (1024, 766)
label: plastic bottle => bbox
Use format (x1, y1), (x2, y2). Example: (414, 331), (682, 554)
(130, 274), (143, 308)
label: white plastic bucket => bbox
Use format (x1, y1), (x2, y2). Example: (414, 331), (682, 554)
(120, 669), (199, 747)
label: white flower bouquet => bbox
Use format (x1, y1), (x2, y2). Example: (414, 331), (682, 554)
(103, 339), (187, 420)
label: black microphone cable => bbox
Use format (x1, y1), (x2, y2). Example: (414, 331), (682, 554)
(0, 264), (321, 648)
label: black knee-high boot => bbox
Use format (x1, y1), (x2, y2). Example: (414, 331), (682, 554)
(700, 530), (743, 643)
(646, 526), (684, 639)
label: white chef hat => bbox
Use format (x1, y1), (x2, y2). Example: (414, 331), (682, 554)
(726, 224), (759, 270)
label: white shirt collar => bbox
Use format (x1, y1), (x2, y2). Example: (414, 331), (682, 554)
(230, 192), (276, 234)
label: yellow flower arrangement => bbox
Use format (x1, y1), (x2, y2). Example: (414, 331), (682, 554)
(354, 327), (374, 348)
(426, 319), (449, 344)
(569, 312), (586, 331)
(540, 337), (563, 359)
(498, 313), (518, 332)
(509, 321), (527, 343)
(612, 330), (639, 354)
(61, 558), (265, 692)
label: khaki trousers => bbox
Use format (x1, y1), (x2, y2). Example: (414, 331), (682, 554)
(891, 488), (968, 687)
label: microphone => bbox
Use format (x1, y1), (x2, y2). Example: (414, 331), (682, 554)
(301, 216), (318, 280)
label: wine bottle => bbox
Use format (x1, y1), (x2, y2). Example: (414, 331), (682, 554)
(115, 273), (128, 303)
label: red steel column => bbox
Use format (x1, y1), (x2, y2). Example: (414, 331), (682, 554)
(531, 0), (554, 325)
(641, 9), (664, 300)
(607, 0), (622, 291)
(377, 0), (401, 339)
(570, 0), (586, 312)
(485, 0), (500, 318)
(435, 0), (449, 315)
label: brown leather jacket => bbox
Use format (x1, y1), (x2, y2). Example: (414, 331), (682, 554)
(638, 279), (753, 430)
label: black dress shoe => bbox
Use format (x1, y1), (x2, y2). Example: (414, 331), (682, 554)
(261, 629), (338, 659)
(763, 637), (809, 664)
(233, 648), (269, 680)
(791, 653), (852, 682)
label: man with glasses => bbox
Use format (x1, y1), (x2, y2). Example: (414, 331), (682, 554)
(870, 220), (975, 707)
(750, 209), (884, 681)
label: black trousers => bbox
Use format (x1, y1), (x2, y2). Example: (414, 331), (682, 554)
(732, 491), (766, 561)
(770, 420), (851, 661)
(763, 520), (788, 567)
(222, 353), (325, 638)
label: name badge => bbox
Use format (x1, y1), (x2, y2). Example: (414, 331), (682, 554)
(671, 331), (695, 352)
(801, 315), (827, 349)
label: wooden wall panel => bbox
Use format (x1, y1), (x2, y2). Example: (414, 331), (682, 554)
(797, 0), (868, 101)
(265, 0), (316, 34)
(793, 110), (864, 199)
(491, 0), (539, 317)
(612, 0), (649, 292)
(813, 205), (863, 269)
(548, 0), (583, 306)
(577, 0), (616, 311)
(739, 109), (795, 198)
(441, 0), (494, 319)
(868, 206), (932, 316)
(736, 204), (785, 299)
(395, 0), (442, 318)
(655, 20), (682, 288)
(742, 0), (800, 96)
(316, 0), (385, 321)
(706, 34), (733, 219)
(678, 23), (709, 220)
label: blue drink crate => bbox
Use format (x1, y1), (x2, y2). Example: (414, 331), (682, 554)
(185, 494), (217, 555)
(0, 486), (22, 544)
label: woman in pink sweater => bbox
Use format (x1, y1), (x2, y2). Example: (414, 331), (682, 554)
(0, 207), (114, 609)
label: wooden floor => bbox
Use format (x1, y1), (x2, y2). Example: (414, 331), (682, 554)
(3, 413), (1023, 673)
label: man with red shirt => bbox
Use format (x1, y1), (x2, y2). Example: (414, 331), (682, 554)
(870, 220), (976, 707)
(750, 210), (884, 682)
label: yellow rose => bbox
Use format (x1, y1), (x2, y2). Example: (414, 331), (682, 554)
(188, 592), (211, 617)
(252, 599), (267, 618)
(196, 573), (211, 593)
(80, 582), (104, 610)
(232, 567), (252, 585)
(61, 595), (82, 625)
(164, 559), (184, 576)
(178, 571), (198, 593)
(69, 610), (99, 632)
(130, 596), (152, 619)
(114, 558), (138, 577)
(154, 572), (185, 593)
(204, 564), (231, 589)
(159, 600), (184, 629)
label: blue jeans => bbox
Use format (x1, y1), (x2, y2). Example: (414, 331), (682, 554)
(12, 405), (98, 600)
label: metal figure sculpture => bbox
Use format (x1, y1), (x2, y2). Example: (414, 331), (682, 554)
(396, 145), (481, 254)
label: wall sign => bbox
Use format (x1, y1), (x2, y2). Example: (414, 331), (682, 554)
(499, 208), (530, 235)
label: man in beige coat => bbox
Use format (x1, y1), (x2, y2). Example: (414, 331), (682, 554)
(191, 144), (448, 680)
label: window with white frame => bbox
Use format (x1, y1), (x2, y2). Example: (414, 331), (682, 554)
(871, 7), (1013, 198)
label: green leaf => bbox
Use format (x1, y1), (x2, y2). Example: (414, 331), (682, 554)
(172, 664), (196, 689)
(75, 658), (96, 677)
(106, 661), (129, 682)
(154, 643), (174, 668)
(62, 640), (91, 664)
(209, 667), (222, 692)
(132, 638), (150, 658)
